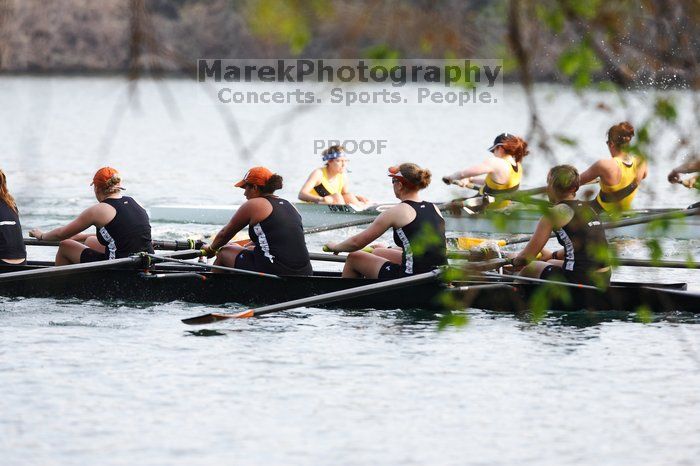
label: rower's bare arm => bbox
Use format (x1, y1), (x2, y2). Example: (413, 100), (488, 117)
(579, 161), (604, 185)
(31, 207), (98, 241)
(209, 203), (252, 250)
(516, 217), (553, 264)
(637, 159), (648, 182)
(444, 159), (494, 184)
(668, 159), (700, 183)
(298, 170), (324, 203)
(327, 211), (393, 252)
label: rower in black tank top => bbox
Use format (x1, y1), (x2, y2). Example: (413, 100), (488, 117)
(235, 197), (312, 275)
(379, 200), (447, 279)
(0, 200), (26, 263)
(542, 200), (610, 285)
(95, 196), (154, 259)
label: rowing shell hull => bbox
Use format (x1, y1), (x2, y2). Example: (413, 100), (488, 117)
(148, 204), (700, 239)
(0, 263), (697, 313)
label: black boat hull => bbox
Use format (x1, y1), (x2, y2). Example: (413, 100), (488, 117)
(0, 263), (697, 313)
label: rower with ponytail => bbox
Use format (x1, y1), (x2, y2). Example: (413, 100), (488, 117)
(0, 169), (27, 265)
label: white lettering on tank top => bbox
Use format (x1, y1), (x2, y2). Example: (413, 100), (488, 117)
(253, 223), (275, 263)
(0, 221), (16, 226)
(98, 227), (117, 260)
(556, 228), (575, 271)
(395, 227), (413, 274)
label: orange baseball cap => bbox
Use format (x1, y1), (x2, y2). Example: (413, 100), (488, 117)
(90, 167), (121, 188)
(234, 166), (274, 188)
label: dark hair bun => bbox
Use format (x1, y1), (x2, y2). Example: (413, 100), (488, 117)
(261, 174), (283, 194)
(607, 121), (635, 147)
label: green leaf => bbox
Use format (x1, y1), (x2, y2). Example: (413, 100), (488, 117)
(634, 305), (653, 324)
(437, 313), (469, 331)
(654, 97), (678, 122)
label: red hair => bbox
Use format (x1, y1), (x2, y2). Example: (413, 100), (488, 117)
(500, 135), (529, 163)
(607, 122), (635, 149)
(0, 170), (17, 213)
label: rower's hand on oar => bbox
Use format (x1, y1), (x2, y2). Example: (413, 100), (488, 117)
(201, 244), (217, 258)
(323, 243), (340, 255)
(667, 170), (681, 184)
(682, 175), (698, 189)
(28, 228), (44, 240)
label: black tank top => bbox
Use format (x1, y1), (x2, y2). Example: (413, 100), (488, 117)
(392, 200), (447, 274)
(248, 197), (311, 271)
(97, 196), (154, 259)
(0, 200), (26, 259)
(554, 200), (609, 273)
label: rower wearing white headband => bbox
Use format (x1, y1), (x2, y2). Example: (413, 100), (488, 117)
(298, 145), (369, 206)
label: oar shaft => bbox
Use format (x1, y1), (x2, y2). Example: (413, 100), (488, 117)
(308, 252), (347, 262)
(303, 217), (375, 234)
(0, 254), (143, 284)
(483, 271), (599, 290)
(24, 238), (204, 251)
(616, 258), (699, 269)
(145, 253), (281, 279)
(238, 270), (441, 319)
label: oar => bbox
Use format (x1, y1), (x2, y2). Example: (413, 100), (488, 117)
(303, 217), (376, 234)
(182, 269), (443, 325)
(482, 271), (600, 290)
(24, 237), (205, 251)
(499, 205), (700, 246)
(612, 258), (699, 269)
(182, 259), (511, 325)
(302, 197), (489, 234)
(144, 253), (281, 279)
(0, 255), (143, 284)
(309, 252), (348, 263)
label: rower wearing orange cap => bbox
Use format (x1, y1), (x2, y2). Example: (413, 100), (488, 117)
(298, 145), (369, 206)
(29, 167), (154, 265)
(324, 163), (446, 278)
(203, 167), (312, 276)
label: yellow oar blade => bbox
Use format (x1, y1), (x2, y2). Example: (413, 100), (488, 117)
(456, 237), (507, 250)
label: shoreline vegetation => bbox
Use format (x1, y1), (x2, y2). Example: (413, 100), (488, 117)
(0, 0), (697, 89)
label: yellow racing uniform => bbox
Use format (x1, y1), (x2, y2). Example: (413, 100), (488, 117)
(479, 161), (522, 209)
(312, 167), (345, 198)
(594, 157), (642, 213)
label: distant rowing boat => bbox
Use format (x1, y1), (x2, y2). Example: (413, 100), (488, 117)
(148, 202), (700, 239)
(0, 261), (697, 313)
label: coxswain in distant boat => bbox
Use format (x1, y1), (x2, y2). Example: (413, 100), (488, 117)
(442, 133), (529, 209)
(324, 163), (447, 279)
(203, 167), (312, 276)
(0, 169), (27, 265)
(579, 121), (648, 213)
(298, 145), (369, 206)
(511, 165), (611, 287)
(28, 167), (154, 265)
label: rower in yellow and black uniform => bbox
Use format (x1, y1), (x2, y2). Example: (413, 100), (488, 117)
(579, 122), (648, 213)
(0, 169), (27, 265)
(298, 145), (369, 206)
(442, 133), (529, 209)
